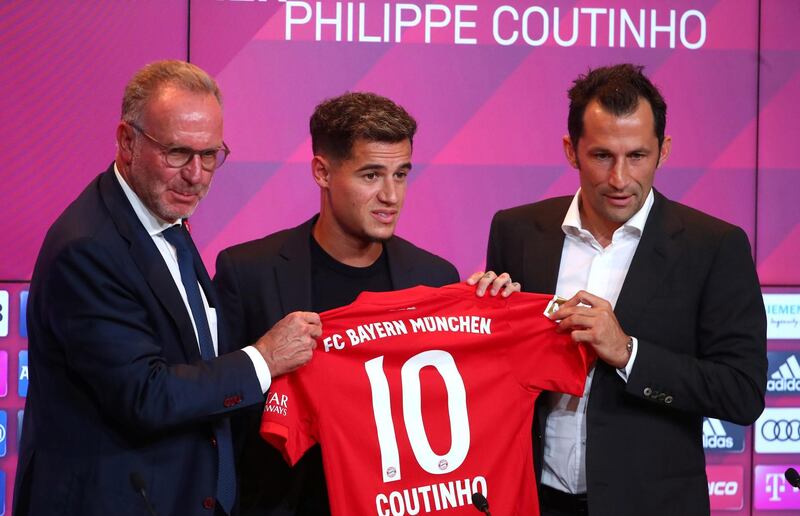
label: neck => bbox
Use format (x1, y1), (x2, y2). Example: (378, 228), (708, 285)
(312, 215), (383, 267)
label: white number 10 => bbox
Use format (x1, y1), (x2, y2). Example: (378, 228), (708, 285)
(364, 350), (470, 483)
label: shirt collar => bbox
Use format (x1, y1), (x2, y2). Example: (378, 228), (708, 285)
(114, 162), (180, 236)
(561, 188), (655, 238)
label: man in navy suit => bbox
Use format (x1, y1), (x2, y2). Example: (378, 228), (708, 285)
(14, 60), (320, 516)
(214, 92), (517, 515)
(486, 64), (767, 515)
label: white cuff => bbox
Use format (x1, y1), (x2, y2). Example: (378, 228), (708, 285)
(242, 346), (272, 393)
(616, 336), (639, 382)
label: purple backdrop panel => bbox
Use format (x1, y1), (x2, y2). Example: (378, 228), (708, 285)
(756, 0), (800, 285)
(0, 2), (188, 280)
(191, 0), (758, 278)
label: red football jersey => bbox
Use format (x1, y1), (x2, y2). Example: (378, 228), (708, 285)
(261, 283), (594, 516)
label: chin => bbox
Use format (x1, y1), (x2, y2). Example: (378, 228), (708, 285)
(365, 230), (395, 243)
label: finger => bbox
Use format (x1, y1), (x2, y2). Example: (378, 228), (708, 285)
(502, 281), (521, 297)
(475, 271), (497, 297)
(466, 271), (485, 285)
(569, 328), (594, 344)
(295, 311), (322, 324)
(489, 272), (511, 296)
(558, 292), (585, 309)
(551, 304), (592, 319)
(573, 290), (612, 310)
(557, 312), (594, 331)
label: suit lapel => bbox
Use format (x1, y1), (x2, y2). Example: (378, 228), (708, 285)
(99, 166), (202, 362)
(275, 217), (314, 313)
(614, 190), (684, 332)
(524, 199), (569, 295)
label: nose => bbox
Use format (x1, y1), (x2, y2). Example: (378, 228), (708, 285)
(608, 159), (629, 190)
(181, 154), (204, 184)
(377, 178), (398, 204)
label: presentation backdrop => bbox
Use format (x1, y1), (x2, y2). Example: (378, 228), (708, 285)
(1, 0), (799, 513)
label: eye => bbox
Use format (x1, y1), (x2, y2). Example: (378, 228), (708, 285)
(168, 147), (193, 161)
(363, 172), (378, 181)
(394, 171), (408, 180)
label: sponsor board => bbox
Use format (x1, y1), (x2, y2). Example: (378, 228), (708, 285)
(707, 465), (743, 511)
(755, 407), (800, 453)
(0, 411), (6, 457)
(702, 417), (745, 453)
(754, 465), (800, 510)
(19, 290), (28, 338)
(0, 352), (7, 398)
(0, 290), (8, 337)
(764, 294), (800, 339)
(18, 350), (28, 397)
(767, 352), (800, 394)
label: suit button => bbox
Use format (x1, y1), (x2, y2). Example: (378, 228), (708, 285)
(211, 436), (218, 448)
(202, 497), (216, 510)
(664, 395), (673, 404)
(643, 387), (652, 397)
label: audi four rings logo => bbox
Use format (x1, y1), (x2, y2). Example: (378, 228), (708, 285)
(760, 419), (800, 441)
(756, 408), (800, 453)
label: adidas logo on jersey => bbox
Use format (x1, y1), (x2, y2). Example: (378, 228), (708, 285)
(767, 353), (800, 393)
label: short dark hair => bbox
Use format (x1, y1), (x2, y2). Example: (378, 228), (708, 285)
(310, 92), (417, 162)
(567, 64), (667, 149)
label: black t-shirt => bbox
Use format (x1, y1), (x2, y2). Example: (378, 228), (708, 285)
(290, 235), (394, 516)
(310, 235), (393, 313)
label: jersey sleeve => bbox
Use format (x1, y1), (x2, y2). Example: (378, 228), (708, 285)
(259, 368), (317, 466)
(506, 294), (595, 396)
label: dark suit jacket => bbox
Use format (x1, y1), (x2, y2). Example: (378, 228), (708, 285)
(14, 165), (265, 516)
(214, 216), (459, 515)
(486, 190), (767, 516)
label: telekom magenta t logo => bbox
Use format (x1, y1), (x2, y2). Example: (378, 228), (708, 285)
(754, 465), (800, 509)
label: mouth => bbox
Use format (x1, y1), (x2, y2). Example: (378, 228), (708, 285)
(604, 193), (634, 207)
(170, 190), (200, 202)
(371, 210), (398, 224)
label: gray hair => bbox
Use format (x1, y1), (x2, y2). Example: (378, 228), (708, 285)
(121, 60), (222, 124)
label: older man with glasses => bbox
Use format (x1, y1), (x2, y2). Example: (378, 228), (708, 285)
(14, 60), (320, 516)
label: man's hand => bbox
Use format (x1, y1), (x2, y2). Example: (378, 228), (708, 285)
(255, 311), (321, 377)
(467, 270), (520, 297)
(555, 290), (631, 369)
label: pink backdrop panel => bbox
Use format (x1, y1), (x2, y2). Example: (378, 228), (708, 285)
(756, 0), (800, 285)
(190, 0), (758, 278)
(0, 1), (188, 280)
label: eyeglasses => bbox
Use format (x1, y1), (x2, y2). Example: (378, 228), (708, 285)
(127, 121), (230, 171)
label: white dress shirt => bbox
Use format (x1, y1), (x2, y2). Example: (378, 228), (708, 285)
(114, 164), (271, 392)
(540, 188), (654, 494)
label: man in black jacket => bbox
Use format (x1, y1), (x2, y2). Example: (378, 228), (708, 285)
(215, 92), (515, 515)
(486, 63), (767, 516)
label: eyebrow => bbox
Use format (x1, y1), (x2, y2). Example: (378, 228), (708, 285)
(355, 162), (413, 172)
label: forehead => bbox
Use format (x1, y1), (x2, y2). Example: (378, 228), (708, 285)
(579, 98), (657, 146)
(346, 138), (412, 163)
(141, 86), (223, 132)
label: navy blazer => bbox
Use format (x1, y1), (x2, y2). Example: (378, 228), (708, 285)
(486, 190), (767, 516)
(214, 216), (459, 515)
(15, 165), (265, 516)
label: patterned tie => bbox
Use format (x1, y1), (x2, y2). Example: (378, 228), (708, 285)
(162, 224), (236, 514)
